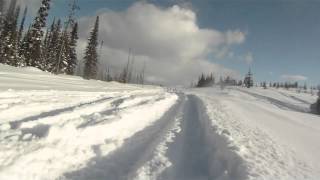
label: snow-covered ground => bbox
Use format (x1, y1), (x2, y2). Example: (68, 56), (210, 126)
(0, 65), (177, 179)
(192, 87), (320, 179)
(1, 64), (320, 180)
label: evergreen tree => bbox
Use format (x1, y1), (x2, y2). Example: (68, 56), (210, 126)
(18, 6), (27, 43)
(263, 81), (267, 89)
(7, 5), (20, 66)
(303, 82), (307, 92)
(83, 16), (99, 79)
(0, 0), (18, 64)
(41, 27), (50, 66)
(46, 19), (62, 72)
(106, 67), (112, 82)
(0, 0), (5, 32)
(25, 0), (51, 69)
(244, 68), (253, 88)
(58, 31), (71, 73)
(0, 2), (20, 66)
(55, 0), (79, 74)
(19, 25), (31, 66)
(41, 18), (55, 69)
(311, 89), (320, 114)
(317, 91), (320, 114)
(66, 22), (78, 75)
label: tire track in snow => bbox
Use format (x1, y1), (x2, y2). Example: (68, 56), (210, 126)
(6, 96), (117, 129)
(278, 91), (311, 104)
(0, 92), (177, 180)
(62, 94), (184, 180)
(237, 89), (309, 113)
(159, 95), (248, 180)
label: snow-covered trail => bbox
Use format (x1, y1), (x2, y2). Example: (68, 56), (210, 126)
(1, 65), (248, 180)
(63, 94), (185, 180)
(158, 95), (247, 180)
(193, 87), (320, 179)
(0, 89), (178, 180)
(60, 94), (247, 180)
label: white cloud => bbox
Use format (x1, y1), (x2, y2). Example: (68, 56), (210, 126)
(77, 2), (245, 85)
(281, 74), (308, 81)
(225, 30), (245, 45)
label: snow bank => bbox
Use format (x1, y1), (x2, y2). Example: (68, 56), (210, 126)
(0, 64), (158, 92)
(0, 64), (178, 179)
(192, 87), (320, 179)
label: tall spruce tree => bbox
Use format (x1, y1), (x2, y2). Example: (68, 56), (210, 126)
(0, 0), (17, 63)
(316, 90), (320, 114)
(25, 0), (51, 69)
(18, 6), (27, 43)
(47, 19), (62, 72)
(83, 16), (99, 79)
(0, 1), (20, 66)
(19, 25), (31, 66)
(66, 22), (78, 75)
(55, 0), (79, 74)
(6, 5), (20, 66)
(0, 0), (5, 32)
(56, 30), (70, 73)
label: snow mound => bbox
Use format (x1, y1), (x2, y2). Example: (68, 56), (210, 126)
(21, 66), (44, 73)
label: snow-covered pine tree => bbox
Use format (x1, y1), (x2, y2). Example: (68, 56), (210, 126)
(41, 18), (55, 67)
(0, 1), (20, 66)
(6, 5), (20, 66)
(83, 16), (99, 79)
(244, 68), (253, 88)
(46, 19), (62, 72)
(41, 27), (50, 67)
(15, 6), (28, 67)
(19, 25), (31, 66)
(66, 22), (78, 75)
(0, 0), (17, 63)
(18, 6), (27, 43)
(316, 90), (320, 114)
(25, 0), (51, 69)
(54, 0), (79, 74)
(119, 49), (132, 83)
(58, 30), (71, 73)
(263, 81), (267, 89)
(0, 0), (5, 32)
(106, 67), (112, 82)
(311, 88), (320, 114)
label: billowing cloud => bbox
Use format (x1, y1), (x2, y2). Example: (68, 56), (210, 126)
(77, 2), (245, 85)
(281, 74), (308, 81)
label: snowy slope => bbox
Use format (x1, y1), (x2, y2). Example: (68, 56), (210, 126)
(0, 64), (155, 91)
(235, 87), (317, 112)
(192, 87), (320, 179)
(0, 64), (178, 179)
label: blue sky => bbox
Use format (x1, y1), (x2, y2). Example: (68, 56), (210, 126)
(36, 0), (320, 85)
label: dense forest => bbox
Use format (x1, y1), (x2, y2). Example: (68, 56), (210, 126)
(0, 0), (145, 84)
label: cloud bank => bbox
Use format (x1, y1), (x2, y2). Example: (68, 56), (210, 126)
(281, 74), (308, 81)
(77, 2), (246, 85)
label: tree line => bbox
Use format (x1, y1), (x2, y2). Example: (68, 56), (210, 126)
(0, 0), (145, 84)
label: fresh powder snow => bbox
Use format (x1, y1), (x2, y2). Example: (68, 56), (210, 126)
(1, 64), (320, 180)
